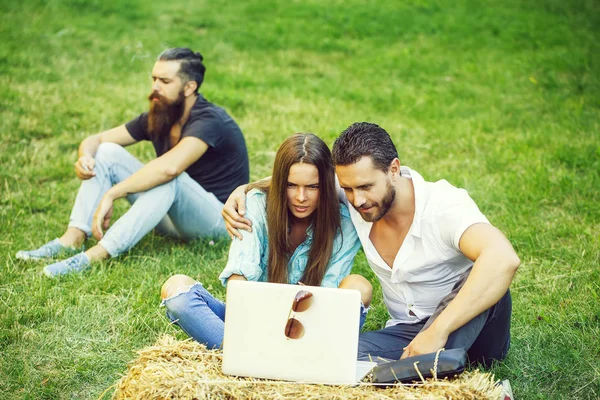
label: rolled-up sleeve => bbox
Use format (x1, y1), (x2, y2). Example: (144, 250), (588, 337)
(219, 192), (268, 286)
(320, 203), (361, 288)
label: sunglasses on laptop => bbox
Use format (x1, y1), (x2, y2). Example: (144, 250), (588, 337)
(284, 290), (313, 339)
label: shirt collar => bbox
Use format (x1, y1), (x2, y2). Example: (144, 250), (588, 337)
(306, 224), (314, 239)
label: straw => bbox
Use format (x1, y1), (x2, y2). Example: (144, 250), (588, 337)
(110, 335), (502, 399)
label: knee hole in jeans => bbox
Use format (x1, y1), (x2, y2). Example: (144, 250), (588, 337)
(161, 274), (199, 301)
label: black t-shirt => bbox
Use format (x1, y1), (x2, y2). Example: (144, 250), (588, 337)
(125, 95), (249, 203)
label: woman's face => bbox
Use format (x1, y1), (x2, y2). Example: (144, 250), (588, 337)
(286, 162), (320, 220)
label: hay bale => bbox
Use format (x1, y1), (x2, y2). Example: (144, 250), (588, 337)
(111, 335), (502, 399)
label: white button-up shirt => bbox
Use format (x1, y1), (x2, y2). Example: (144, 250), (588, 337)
(341, 167), (489, 326)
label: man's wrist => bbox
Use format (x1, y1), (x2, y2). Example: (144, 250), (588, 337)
(106, 187), (123, 201)
(428, 315), (453, 337)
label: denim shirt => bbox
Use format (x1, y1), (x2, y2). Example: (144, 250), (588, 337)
(219, 189), (361, 288)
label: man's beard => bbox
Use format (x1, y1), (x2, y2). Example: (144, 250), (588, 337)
(356, 181), (396, 223)
(147, 90), (185, 142)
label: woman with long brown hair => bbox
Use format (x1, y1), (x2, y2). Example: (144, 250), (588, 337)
(160, 133), (372, 348)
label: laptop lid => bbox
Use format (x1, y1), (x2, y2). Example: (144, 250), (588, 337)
(222, 280), (370, 385)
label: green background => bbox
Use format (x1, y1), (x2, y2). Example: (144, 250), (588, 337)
(1, 0), (598, 398)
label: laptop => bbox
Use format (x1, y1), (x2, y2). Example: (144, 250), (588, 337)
(222, 280), (376, 385)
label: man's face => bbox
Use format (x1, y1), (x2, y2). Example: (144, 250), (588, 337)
(147, 61), (187, 139)
(336, 156), (396, 223)
(149, 60), (185, 104)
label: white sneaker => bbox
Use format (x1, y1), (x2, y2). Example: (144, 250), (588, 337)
(16, 238), (83, 260)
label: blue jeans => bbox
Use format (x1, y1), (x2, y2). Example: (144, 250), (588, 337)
(164, 282), (369, 349)
(68, 143), (227, 257)
(164, 283), (227, 349)
(358, 285), (512, 367)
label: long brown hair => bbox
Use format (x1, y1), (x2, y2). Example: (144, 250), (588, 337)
(266, 133), (341, 286)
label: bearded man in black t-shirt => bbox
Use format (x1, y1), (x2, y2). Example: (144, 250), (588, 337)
(16, 48), (250, 277)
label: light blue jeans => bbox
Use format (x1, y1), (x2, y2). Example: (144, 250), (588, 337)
(68, 142), (227, 257)
(163, 282), (369, 349)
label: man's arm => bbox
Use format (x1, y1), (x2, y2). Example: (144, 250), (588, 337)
(75, 125), (137, 180)
(92, 136), (209, 239)
(105, 136), (208, 198)
(401, 223), (520, 358)
(221, 176), (271, 239)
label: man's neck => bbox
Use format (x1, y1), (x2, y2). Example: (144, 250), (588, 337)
(368, 176), (416, 268)
(176, 94), (198, 127)
(378, 176), (415, 228)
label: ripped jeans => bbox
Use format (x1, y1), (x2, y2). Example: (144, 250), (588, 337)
(163, 282), (369, 349)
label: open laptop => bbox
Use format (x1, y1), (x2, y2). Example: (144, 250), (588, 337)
(222, 280), (376, 385)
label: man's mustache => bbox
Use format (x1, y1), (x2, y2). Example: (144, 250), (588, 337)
(357, 203), (376, 211)
(148, 91), (165, 102)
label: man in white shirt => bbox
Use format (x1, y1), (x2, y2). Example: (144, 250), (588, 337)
(332, 122), (519, 365)
(222, 122), (520, 366)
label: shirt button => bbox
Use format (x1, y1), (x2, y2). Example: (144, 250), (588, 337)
(408, 304), (416, 316)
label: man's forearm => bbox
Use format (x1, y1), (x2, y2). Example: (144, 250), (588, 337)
(78, 134), (102, 158)
(428, 250), (518, 337)
(78, 125), (138, 159)
(106, 157), (179, 200)
(101, 135), (207, 200)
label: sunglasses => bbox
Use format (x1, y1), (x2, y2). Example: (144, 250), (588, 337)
(284, 290), (314, 339)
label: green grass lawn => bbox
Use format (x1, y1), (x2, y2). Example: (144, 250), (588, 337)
(1, 0), (599, 398)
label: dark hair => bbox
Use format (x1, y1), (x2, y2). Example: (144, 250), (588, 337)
(158, 48), (206, 94)
(266, 133), (341, 287)
(332, 122), (399, 172)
